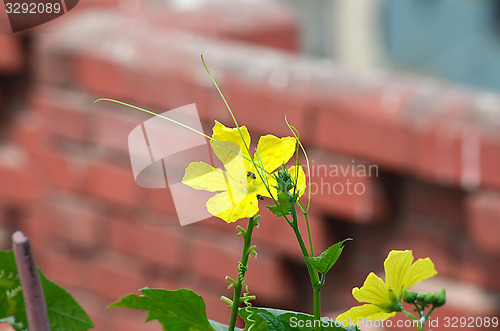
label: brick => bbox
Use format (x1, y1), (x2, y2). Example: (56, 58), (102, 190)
(0, 227), (11, 251)
(225, 77), (310, 139)
(466, 190), (500, 254)
(0, 323), (14, 331)
(147, 188), (177, 216)
(189, 230), (294, 303)
(36, 150), (87, 191)
(74, 53), (131, 100)
(305, 152), (387, 222)
(31, 88), (89, 142)
(400, 177), (465, 226)
(44, 198), (105, 249)
(86, 161), (138, 207)
(88, 252), (147, 301)
(0, 163), (40, 204)
(89, 109), (147, 156)
(8, 111), (47, 157)
(147, 1), (299, 52)
(108, 217), (182, 268)
(460, 243), (500, 292)
(20, 211), (59, 255)
(39, 246), (89, 289)
(411, 123), (463, 186)
(0, 34), (23, 73)
(314, 94), (411, 171)
(404, 87), (473, 188)
(480, 134), (500, 190)
(245, 248), (295, 303)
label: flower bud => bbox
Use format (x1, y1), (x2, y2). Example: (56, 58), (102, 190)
(430, 289), (446, 307)
(403, 290), (417, 303)
(274, 167), (293, 189)
(416, 292), (428, 305)
(416, 292), (434, 306)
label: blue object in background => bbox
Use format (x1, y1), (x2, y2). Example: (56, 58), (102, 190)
(382, 0), (500, 91)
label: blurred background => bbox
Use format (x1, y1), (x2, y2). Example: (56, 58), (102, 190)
(0, 0), (499, 330)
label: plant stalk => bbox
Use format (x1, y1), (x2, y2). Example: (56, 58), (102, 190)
(228, 216), (258, 331)
(288, 194), (322, 331)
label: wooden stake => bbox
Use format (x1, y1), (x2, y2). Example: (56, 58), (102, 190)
(12, 231), (50, 331)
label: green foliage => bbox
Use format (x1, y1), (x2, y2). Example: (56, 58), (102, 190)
(304, 239), (351, 275)
(239, 307), (360, 331)
(209, 320), (244, 331)
(267, 191), (292, 217)
(0, 250), (94, 331)
(109, 288), (217, 331)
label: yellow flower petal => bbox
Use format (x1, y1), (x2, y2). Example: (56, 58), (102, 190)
(182, 162), (232, 192)
(384, 250), (413, 298)
(212, 120), (252, 171)
(353, 273), (393, 307)
(206, 191), (259, 223)
(254, 135), (296, 173)
(336, 304), (396, 324)
(254, 175), (276, 199)
(403, 257), (437, 290)
(289, 165), (306, 197)
(209, 140), (247, 186)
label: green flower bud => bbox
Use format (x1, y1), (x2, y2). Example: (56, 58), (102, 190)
(430, 289), (446, 307)
(403, 290), (418, 303)
(416, 292), (434, 306)
(274, 167), (294, 192)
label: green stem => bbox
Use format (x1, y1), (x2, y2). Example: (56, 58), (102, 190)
(228, 216), (258, 331)
(313, 286), (321, 324)
(303, 211), (314, 257)
(401, 309), (418, 320)
(401, 308), (424, 331)
(288, 194), (322, 331)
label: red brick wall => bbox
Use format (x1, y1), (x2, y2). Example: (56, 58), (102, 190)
(0, 2), (499, 331)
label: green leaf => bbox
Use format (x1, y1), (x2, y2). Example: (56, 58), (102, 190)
(258, 312), (300, 331)
(41, 274), (94, 330)
(0, 250), (94, 331)
(239, 307), (359, 331)
(267, 192), (292, 217)
(209, 320), (244, 331)
(238, 307), (268, 331)
(304, 239), (352, 275)
(109, 288), (216, 331)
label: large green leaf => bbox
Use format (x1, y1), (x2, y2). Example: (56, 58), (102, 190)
(304, 239), (351, 275)
(209, 320), (244, 331)
(109, 288), (216, 331)
(239, 307), (360, 331)
(0, 250), (93, 331)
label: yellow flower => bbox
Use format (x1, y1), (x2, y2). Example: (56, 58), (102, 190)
(336, 250), (437, 324)
(182, 121), (306, 223)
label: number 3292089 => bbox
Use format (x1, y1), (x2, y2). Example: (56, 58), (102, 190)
(5, 2), (62, 14)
